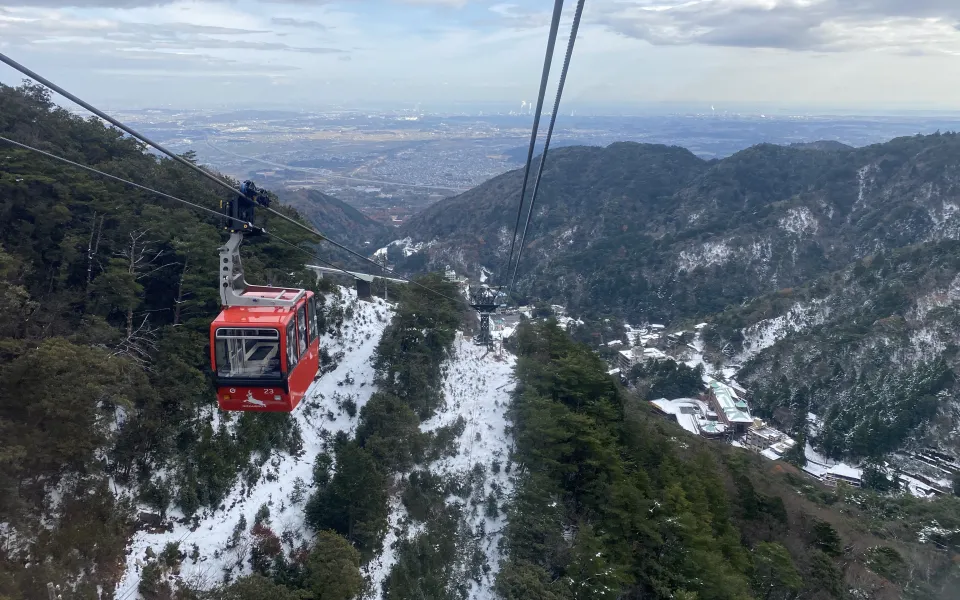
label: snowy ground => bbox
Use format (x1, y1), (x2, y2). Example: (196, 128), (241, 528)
(423, 336), (516, 599)
(115, 288), (520, 600)
(115, 289), (393, 599)
(367, 335), (517, 599)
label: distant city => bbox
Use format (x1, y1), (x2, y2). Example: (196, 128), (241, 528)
(118, 108), (960, 225)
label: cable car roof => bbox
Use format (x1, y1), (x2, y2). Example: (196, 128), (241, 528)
(212, 304), (299, 327)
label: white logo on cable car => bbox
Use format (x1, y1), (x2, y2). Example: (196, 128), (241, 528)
(244, 390), (267, 407)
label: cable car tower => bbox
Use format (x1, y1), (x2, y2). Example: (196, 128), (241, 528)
(470, 287), (500, 347)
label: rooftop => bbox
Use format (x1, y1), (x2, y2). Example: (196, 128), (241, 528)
(750, 427), (784, 441)
(650, 398), (727, 437)
(708, 378), (753, 423)
(769, 439), (796, 455)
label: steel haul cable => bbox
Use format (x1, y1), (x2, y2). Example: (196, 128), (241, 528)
(0, 136), (461, 302)
(0, 52), (457, 302)
(509, 0), (586, 293)
(0, 135), (246, 226)
(497, 0), (566, 294)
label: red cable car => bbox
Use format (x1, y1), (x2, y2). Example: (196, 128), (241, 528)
(209, 187), (320, 412)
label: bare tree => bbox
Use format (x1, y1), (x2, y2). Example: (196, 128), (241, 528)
(111, 229), (175, 364)
(173, 256), (189, 327)
(113, 314), (159, 368)
(86, 211), (105, 294)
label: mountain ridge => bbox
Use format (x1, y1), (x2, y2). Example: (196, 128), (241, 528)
(379, 133), (960, 458)
(281, 187), (388, 247)
(384, 134), (960, 322)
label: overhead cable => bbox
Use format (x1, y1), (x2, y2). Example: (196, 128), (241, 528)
(0, 52), (457, 302)
(509, 0), (586, 293)
(266, 233), (463, 304)
(498, 0), (566, 292)
(0, 52), (244, 199)
(0, 135), (253, 228)
(0, 135), (462, 303)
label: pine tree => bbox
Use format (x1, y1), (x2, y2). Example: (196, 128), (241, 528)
(303, 531), (363, 600)
(751, 542), (802, 600)
(305, 441), (388, 558)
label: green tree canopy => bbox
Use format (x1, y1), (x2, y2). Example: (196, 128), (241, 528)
(303, 531), (364, 600)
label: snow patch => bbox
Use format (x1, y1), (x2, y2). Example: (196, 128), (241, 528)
(738, 299), (830, 361)
(364, 497), (417, 596)
(373, 237), (438, 259)
(115, 289), (393, 599)
(855, 164), (876, 210)
(678, 240), (732, 271)
(380, 336), (517, 600)
(918, 521), (960, 545)
(778, 207), (819, 236)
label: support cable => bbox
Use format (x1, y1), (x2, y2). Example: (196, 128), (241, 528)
(0, 135), (252, 228)
(0, 52), (448, 299)
(0, 52), (243, 198)
(497, 0), (565, 293)
(0, 135), (462, 304)
(509, 0), (585, 294)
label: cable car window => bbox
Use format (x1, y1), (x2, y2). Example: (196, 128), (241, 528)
(215, 328), (281, 378)
(309, 296), (319, 341)
(297, 305), (308, 355)
(286, 320), (298, 371)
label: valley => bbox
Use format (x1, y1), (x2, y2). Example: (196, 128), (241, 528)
(118, 107), (960, 226)
(1, 81), (960, 600)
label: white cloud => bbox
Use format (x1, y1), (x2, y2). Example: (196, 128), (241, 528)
(3, 0), (960, 110)
(589, 0), (960, 53)
(394, 0), (469, 8)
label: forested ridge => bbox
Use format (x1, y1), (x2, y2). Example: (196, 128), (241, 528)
(280, 189), (388, 252)
(701, 238), (960, 459)
(0, 81), (332, 598)
(498, 320), (960, 600)
(387, 132), (960, 325)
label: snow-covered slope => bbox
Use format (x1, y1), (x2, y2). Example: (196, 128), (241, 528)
(369, 337), (516, 599)
(116, 289), (392, 598)
(115, 288), (519, 599)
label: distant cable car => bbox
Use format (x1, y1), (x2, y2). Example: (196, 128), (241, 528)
(209, 182), (320, 412)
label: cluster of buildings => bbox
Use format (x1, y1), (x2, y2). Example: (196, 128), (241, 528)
(650, 382), (868, 488)
(616, 323), (672, 372)
(649, 398), (727, 438)
(616, 321), (960, 497)
(649, 376), (755, 439)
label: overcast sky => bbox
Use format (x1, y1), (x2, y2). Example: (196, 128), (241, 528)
(3, 0), (960, 112)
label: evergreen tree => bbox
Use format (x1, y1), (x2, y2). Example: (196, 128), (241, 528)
(302, 531), (363, 600)
(751, 542), (802, 600)
(495, 562), (570, 600)
(206, 575), (306, 600)
(305, 441), (388, 558)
